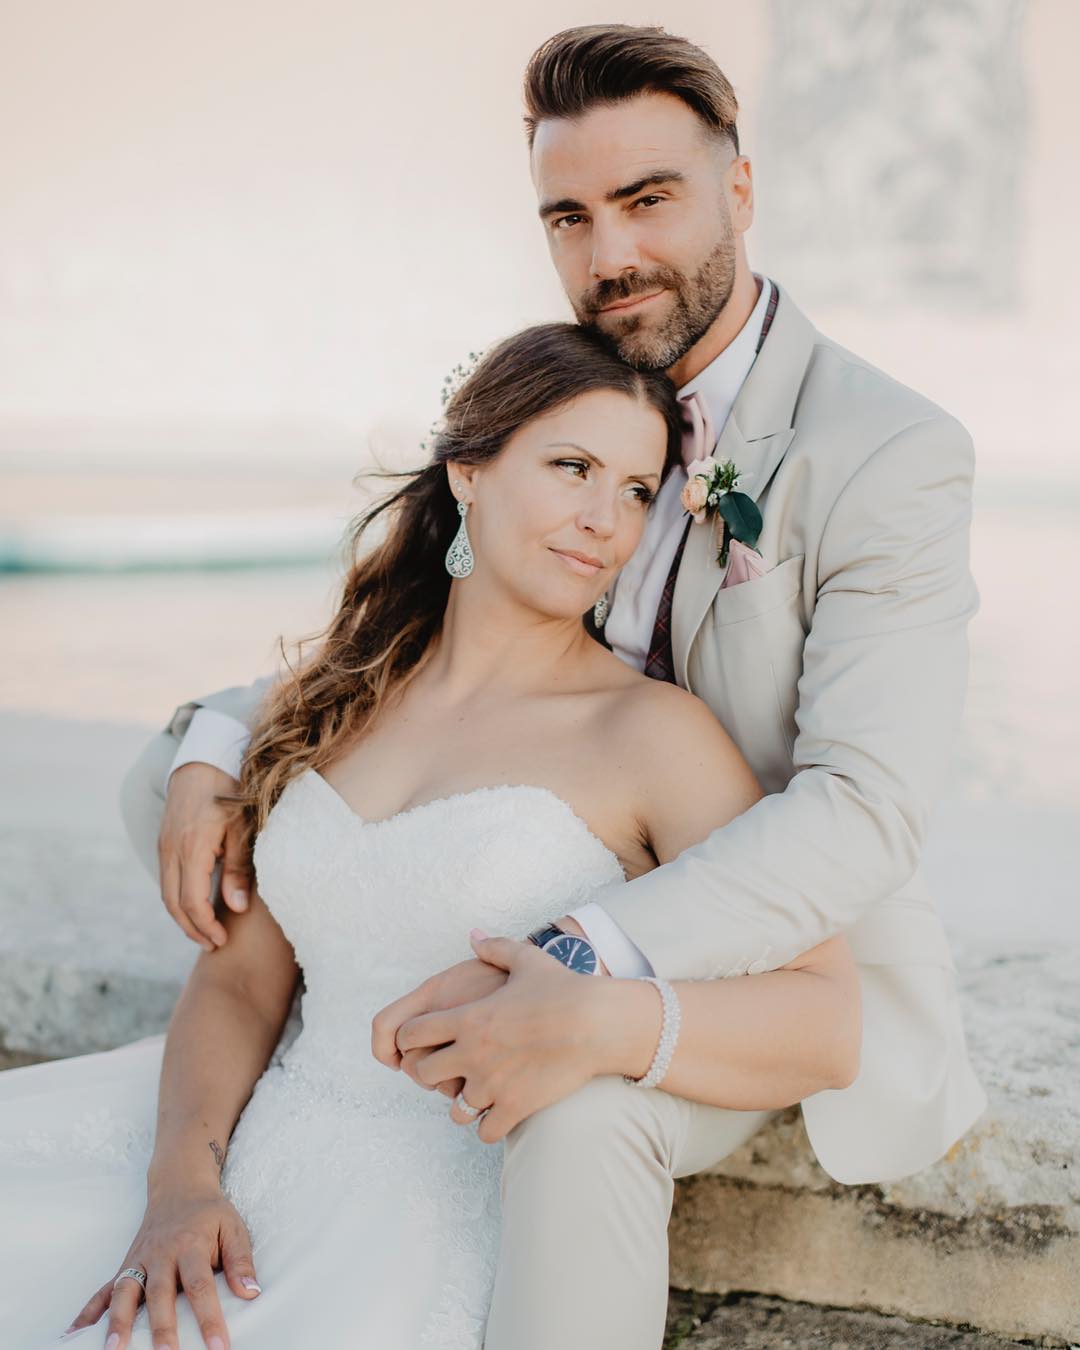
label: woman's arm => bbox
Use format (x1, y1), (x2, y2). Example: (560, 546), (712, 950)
(569, 679), (861, 1109)
(587, 937), (861, 1108)
(146, 883), (301, 1197)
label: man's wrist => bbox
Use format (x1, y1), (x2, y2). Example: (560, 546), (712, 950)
(554, 915), (611, 975)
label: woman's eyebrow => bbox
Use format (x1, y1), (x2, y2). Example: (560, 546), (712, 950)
(543, 443), (661, 482)
(543, 441), (603, 463)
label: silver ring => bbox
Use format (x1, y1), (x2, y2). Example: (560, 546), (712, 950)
(113, 1266), (147, 1296)
(455, 1090), (487, 1120)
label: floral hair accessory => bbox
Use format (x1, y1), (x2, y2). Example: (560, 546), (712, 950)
(680, 456), (764, 568)
(420, 347), (489, 454)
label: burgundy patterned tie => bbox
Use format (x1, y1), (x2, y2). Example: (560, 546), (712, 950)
(643, 280), (779, 685)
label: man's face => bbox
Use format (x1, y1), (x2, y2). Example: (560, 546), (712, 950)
(530, 91), (749, 372)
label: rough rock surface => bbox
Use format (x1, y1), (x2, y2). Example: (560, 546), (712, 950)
(663, 1291), (1033, 1348)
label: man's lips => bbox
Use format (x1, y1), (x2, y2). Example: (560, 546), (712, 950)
(550, 547), (604, 576)
(598, 288), (666, 314)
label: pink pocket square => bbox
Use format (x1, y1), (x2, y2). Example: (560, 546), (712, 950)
(719, 537), (768, 589)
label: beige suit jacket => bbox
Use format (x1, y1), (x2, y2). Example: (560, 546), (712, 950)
(163, 282), (987, 1185)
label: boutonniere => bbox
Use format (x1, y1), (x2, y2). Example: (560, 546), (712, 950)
(681, 457), (764, 568)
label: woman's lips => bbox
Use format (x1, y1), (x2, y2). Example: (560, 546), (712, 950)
(599, 289), (666, 314)
(551, 548), (603, 577)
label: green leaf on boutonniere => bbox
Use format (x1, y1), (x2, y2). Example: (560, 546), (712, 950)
(715, 490), (763, 566)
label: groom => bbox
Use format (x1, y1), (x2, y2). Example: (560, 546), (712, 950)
(120, 23), (986, 1349)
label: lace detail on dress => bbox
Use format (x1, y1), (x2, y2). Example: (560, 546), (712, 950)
(214, 772), (626, 1346)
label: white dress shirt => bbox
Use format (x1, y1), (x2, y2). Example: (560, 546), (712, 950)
(169, 276), (773, 977)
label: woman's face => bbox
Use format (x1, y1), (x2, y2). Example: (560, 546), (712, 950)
(450, 387), (669, 621)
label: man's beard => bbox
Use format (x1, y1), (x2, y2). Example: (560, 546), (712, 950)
(575, 228), (737, 373)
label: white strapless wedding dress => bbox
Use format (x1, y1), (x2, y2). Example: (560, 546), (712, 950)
(0, 770), (625, 1348)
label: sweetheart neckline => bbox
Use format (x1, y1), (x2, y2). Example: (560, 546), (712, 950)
(300, 768), (627, 881)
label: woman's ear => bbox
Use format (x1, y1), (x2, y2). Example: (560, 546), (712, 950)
(445, 462), (479, 504)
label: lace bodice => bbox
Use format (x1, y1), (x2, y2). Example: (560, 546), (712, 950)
(252, 770), (625, 1099)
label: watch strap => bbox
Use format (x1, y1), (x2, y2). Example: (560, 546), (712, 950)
(527, 923), (566, 949)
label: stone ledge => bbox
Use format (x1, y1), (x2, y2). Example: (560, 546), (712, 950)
(663, 1289), (1033, 1348)
(669, 946), (1078, 1346)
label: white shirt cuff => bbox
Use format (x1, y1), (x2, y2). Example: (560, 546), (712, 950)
(567, 901), (656, 978)
(168, 706), (252, 785)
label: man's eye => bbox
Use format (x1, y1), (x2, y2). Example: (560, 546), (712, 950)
(554, 215), (585, 230)
(634, 196), (664, 209)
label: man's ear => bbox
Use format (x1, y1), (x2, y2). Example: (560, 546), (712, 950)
(728, 154), (754, 233)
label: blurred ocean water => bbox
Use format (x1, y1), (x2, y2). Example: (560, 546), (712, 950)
(2, 486), (1069, 810)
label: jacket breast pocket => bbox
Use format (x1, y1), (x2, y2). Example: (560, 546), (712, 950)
(691, 554), (808, 787)
(710, 551), (806, 627)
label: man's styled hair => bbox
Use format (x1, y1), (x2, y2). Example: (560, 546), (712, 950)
(522, 24), (739, 155)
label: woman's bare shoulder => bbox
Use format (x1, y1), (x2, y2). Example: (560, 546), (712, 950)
(599, 665), (743, 767)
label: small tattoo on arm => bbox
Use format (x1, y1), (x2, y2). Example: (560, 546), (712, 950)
(209, 1138), (226, 1172)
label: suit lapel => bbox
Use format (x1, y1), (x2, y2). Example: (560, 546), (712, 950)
(671, 282), (815, 688)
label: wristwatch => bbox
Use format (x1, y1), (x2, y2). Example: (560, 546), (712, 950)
(526, 923), (601, 975)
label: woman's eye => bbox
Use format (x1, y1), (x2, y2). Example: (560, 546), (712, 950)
(629, 485), (655, 506)
(555, 459), (589, 478)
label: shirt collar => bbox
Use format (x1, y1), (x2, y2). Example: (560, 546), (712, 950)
(675, 273), (772, 439)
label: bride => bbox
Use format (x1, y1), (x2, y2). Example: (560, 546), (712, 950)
(0, 321), (859, 1350)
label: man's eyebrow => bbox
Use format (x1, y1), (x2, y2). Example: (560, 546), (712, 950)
(543, 443), (662, 482)
(537, 170), (687, 220)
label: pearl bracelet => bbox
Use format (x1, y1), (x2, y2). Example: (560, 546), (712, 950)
(622, 976), (681, 1089)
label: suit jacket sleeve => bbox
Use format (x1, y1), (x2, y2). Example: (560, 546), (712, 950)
(593, 413), (980, 980)
(164, 674), (280, 743)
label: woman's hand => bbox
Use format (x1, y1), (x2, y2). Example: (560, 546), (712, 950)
(62, 1185), (262, 1349)
(371, 950), (512, 1102)
(397, 933), (605, 1143)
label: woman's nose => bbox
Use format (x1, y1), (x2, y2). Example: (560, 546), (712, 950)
(577, 494), (617, 539)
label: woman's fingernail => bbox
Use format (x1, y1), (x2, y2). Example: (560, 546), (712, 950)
(470, 927), (489, 941)
(106, 1334), (120, 1350)
(208, 1337), (226, 1350)
(241, 1276), (262, 1293)
(232, 890), (249, 910)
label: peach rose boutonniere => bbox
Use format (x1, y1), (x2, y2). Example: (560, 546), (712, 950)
(680, 456), (764, 568)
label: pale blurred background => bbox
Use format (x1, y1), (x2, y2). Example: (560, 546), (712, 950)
(1, 0), (1077, 951)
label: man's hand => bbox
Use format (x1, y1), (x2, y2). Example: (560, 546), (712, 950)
(157, 763), (253, 951)
(371, 944), (511, 1100)
(389, 931), (605, 1144)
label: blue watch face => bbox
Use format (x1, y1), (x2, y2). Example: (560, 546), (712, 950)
(545, 934), (598, 974)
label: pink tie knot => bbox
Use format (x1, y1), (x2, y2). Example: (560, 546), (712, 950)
(678, 391), (716, 471)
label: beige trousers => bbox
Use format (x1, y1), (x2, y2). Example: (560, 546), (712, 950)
(120, 731), (777, 1350)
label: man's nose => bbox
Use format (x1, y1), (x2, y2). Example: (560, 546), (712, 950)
(589, 217), (640, 280)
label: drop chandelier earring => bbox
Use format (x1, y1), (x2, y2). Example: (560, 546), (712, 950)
(592, 592), (610, 628)
(445, 496), (475, 578)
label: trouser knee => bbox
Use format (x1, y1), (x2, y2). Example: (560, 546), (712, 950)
(502, 1073), (681, 1192)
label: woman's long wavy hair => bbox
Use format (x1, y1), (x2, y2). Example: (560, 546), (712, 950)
(230, 321), (683, 840)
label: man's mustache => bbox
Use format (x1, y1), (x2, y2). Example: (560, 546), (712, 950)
(583, 270), (682, 316)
